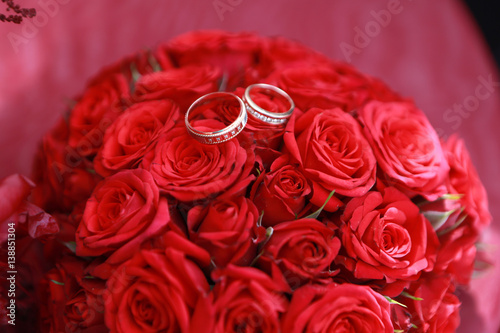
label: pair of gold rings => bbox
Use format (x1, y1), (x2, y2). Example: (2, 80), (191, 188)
(185, 84), (295, 145)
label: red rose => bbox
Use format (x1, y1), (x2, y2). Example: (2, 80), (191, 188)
(443, 134), (491, 229)
(39, 256), (107, 333)
(144, 122), (255, 203)
(133, 65), (221, 111)
(397, 274), (461, 333)
(273, 63), (400, 111)
(94, 100), (181, 176)
(167, 30), (261, 90)
(258, 218), (340, 290)
(337, 187), (439, 296)
(75, 169), (173, 278)
(190, 265), (288, 333)
(284, 107), (377, 212)
(187, 196), (264, 267)
(32, 118), (101, 212)
(359, 101), (449, 201)
(69, 74), (130, 157)
(281, 283), (394, 333)
(250, 155), (311, 226)
(104, 232), (210, 333)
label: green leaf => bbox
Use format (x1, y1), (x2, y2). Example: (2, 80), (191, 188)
(475, 242), (492, 252)
(147, 50), (162, 72)
(440, 193), (464, 200)
(257, 211), (264, 227)
(255, 168), (261, 176)
(64, 97), (77, 109)
(84, 275), (96, 279)
(218, 72), (228, 92)
(410, 323), (418, 329)
(394, 330), (404, 333)
(422, 207), (461, 231)
(129, 62), (141, 93)
(63, 241), (77, 253)
(384, 296), (407, 308)
(305, 190), (335, 220)
(474, 259), (494, 272)
(50, 279), (65, 286)
(437, 211), (467, 236)
(401, 291), (423, 301)
(250, 226), (274, 267)
(416, 193), (463, 207)
(130, 62), (141, 82)
(250, 250), (264, 267)
(265, 226), (274, 239)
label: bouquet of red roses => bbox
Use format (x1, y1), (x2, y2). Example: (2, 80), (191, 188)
(0, 30), (491, 332)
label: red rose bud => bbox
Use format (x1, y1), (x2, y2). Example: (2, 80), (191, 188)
(104, 233), (210, 333)
(190, 265), (288, 333)
(390, 301), (414, 333)
(75, 169), (175, 279)
(257, 218), (340, 290)
(281, 283), (394, 333)
(187, 196), (264, 267)
(94, 99), (181, 177)
(359, 101), (450, 201)
(336, 187), (439, 297)
(284, 107), (377, 212)
(250, 154), (311, 226)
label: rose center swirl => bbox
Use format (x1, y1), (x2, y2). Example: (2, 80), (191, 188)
(380, 222), (411, 258)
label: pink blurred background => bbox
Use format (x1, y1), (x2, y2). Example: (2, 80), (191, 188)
(0, 0), (499, 332)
